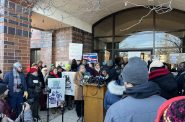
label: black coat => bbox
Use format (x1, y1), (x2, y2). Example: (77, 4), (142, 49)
(26, 74), (41, 100)
(38, 67), (45, 89)
(175, 71), (185, 95)
(149, 68), (178, 99)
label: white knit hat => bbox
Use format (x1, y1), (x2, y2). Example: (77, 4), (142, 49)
(149, 60), (164, 72)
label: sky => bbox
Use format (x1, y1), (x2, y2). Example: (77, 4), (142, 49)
(119, 31), (180, 49)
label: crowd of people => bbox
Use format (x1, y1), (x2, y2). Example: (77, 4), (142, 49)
(104, 57), (185, 122)
(0, 56), (185, 122)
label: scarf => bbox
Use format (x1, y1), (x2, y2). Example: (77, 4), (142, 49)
(13, 68), (21, 92)
(149, 68), (170, 80)
(50, 72), (59, 78)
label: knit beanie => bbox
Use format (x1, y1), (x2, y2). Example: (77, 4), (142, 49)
(121, 57), (148, 85)
(65, 64), (71, 71)
(149, 60), (164, 72)
(29, 68), (38, 73)
(57, 65), (62, 70)
(0, 83), (7, 95)
(13, 62), (22, 69)
(163, 99), (185, 122)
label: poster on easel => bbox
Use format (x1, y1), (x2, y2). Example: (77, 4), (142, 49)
(62, 72), (76, 96)
(48, 78), (65, 108)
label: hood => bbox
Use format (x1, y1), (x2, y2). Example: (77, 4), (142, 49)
(149, 68), (170, 80)
(108, 81), (125, 96)
(125, 82), (161, 99)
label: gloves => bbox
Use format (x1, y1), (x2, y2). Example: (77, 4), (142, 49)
(23, 91), (28, 99)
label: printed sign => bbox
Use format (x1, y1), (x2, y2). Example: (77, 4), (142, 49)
(69, 43), (83, 60)
(83, 53), (98, 63)
(62, 72), (76, 96)
(48, 78), (66, 108)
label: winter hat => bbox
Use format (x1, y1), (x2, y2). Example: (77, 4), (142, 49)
(0, 83), (7, 95)
(121, 57), (148, 85)
(65, 64), (71, 71)
(57, 65), (62, 70)
(149, 60), (164, 72)
(51, 64), (55, 67)
(29, 68), (38, 73)
(162, 99), (185, 122)
(13, 62), (22, 69)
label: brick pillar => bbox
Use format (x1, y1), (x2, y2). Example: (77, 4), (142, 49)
(52, 27), (72, 64)
(52, 27), (92, 64)
(0, 0), (31, 73)
(72, 27), (92, 53)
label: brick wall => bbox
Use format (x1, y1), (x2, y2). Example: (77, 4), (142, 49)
(0, 0), (31, 73)
(52, 27), (92, 64)
(72, 27), (92, 53)
(30, 29), (52, 67)
(52, 27), (72, 64)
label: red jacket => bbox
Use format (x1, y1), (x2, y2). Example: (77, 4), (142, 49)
(155, 96), (185, 122)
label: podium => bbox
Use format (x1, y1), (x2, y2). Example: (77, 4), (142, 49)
(83, 84), (106, 122)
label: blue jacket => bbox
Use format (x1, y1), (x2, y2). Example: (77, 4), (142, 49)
(104, 81), (125, 110)
(105, 82), (166, 122)
(4, 71), (27, 96)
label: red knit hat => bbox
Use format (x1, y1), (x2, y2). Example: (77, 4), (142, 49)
(29, 68), (38, 73)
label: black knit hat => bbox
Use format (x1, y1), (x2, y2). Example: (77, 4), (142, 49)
(0, 83), (7, 95)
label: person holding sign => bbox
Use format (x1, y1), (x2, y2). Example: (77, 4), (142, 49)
(74, 65), (88, 122)
(26, 68), (41, 121)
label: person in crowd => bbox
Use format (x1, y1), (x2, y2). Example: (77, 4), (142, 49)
(37, 61), (46, 111)
(26, 67), (41, 120)
(100, 68), (110, 85)
(156, 96), (185, 122)
(149, 60), (178, 99)
(63, 64), (74, 110)
(71, 59), (78, 72)
(175, 62), (185, 95)
(0, 83), (33, 122)
(94, 63), (101, 77)
(65, 64), (71, 72)
(104, 77), (125, 110)
(50, 64), (55, 72)
(74, 65), (88, 122)
(105, 57), (166, 122)
(47, 67), (59, 114)
(108, 57), (124, 84)
(0, 83), (11, 118)
(3, 62), (28, 118)
(41, 67), (48, 83)
(31, 63), (38, 69)
(57, 66), (63, 78)
(47, 67), (59, 80)
(0, 70), (3, 83)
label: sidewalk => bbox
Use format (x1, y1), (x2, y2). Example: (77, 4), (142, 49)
(39, 108), (78, 122)
(50, 109), (78, 122)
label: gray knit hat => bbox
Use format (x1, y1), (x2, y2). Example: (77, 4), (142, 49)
(13, 62), (22, 69)
(121, 57), (148, 85)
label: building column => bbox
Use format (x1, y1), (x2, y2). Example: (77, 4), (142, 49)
(0, 0), (32, 73)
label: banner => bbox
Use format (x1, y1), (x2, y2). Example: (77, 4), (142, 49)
(83, 53), (98, 63)
(48, 78), (65, 108)
(69, 43), (83, 60)
(62, 72), (76, 96)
